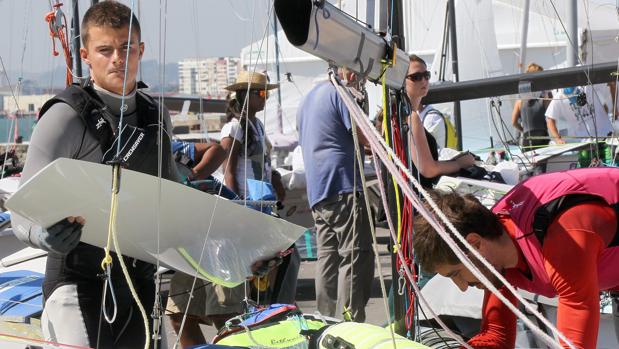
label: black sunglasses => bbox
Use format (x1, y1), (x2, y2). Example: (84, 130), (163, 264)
(249, 89), (269, 98)
(406, 71), (431, 82)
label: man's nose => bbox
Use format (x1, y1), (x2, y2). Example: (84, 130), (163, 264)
(113, 49), (125, 64)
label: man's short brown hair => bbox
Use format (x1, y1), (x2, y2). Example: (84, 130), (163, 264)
(412, 190), (503, 272)
(81, 1), (141, 46)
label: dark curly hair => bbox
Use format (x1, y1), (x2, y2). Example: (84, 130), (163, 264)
(412, 190), (503, 272)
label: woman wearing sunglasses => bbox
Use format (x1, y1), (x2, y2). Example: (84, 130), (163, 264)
(405, 55), (476, 188)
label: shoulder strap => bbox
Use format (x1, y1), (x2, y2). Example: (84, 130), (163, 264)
(532, 194), (606, 245)
(39, 84), (94, 120)
(39, 83), (116, 152)
(135, 89), (165, 129)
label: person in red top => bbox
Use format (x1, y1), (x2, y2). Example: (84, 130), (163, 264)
(412, 168), (619, 348)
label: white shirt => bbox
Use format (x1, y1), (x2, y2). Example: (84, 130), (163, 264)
(545, 86), (612, 142)
(419, 105), (446, 149)
(220, 118), (271, 198)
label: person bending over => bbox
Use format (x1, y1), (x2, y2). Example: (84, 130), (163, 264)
(412, 168), (619, 348)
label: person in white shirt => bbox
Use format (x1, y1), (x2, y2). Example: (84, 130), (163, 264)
(545, 85), (613, 144)
(219, 71), (285, 201)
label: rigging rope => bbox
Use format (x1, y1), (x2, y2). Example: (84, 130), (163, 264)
(95, 1), (150, 348)
(340, 71), (398, 349)
(151, 0), (168, 347)
(331, 73), (574, 349)
(0, 0), (31, 179)
(332, 72), (469, 348)
(0, 55), (24, 180)
(45, 1), (73, 86)
(372, 152), (470, 349)
(173, 1), (278, 346)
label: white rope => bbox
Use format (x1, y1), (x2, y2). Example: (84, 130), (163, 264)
(349, 84), (357, 320)
(151, 0), (169, 347)
(371, 151), (472, 348)
(329, 73), (573, 349)
(173, 1), (278, 346)
(347, 80), (400, 348)
(547, 0), (611, 129)
(102, 1), (151, 347)
(334, 74), (469, 348)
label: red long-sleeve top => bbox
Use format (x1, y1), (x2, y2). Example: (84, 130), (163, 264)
(465, 202), (617, 349)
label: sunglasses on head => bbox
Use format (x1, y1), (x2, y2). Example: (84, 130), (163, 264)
(250, 89), (269, 99)
(406, 71), (431, 82)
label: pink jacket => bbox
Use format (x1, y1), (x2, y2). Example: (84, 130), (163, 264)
(492, 168), (619, 297)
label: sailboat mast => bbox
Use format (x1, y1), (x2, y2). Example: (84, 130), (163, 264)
(71, 0), (82, 83)
(566, 0), (578, 67)
(447, 0), (463, 150)
(273, 10), (283, 134)
(519, 0), (530, 73)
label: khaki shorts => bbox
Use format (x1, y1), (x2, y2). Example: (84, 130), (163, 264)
(166, 272), (245, 317)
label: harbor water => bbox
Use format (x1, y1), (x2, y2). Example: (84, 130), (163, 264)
(0, 116), (37, 143)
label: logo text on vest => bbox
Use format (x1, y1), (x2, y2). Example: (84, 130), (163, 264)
(96, 117), (106, 130)
(123, 132), (145, 162)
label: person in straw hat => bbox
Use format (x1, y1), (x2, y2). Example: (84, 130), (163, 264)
(166, 71), (290, 348)
(220, 70), (285, 201)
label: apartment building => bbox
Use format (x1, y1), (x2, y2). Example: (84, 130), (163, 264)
(178, 57), (241, 98)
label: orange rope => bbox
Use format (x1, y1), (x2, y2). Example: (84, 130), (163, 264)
(45, 3), (73, 86)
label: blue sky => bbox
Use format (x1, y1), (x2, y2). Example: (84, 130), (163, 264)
(0, 0), (271, 75)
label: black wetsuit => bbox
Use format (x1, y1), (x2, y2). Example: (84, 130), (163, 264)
(12, 81), (179, 348)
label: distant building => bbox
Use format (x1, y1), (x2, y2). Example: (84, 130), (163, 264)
(3, 94), (54, 115)
(178, 57), (241, 98)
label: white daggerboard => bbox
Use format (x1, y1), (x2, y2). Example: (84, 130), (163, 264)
(6, 158), (306, 287)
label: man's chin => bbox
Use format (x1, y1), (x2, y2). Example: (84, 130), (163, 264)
(102, 81), (133, 95)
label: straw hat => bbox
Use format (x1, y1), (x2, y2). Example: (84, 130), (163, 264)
(225, 71), (279, 92)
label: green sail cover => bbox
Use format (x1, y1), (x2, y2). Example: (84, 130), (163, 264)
(217, 318), (325, 348)
(217, 318), (430, 349)
(318, 322), (430, 349)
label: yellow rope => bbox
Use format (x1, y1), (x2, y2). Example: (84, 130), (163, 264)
(101, 164), (151, 349)
(100, 165), (120, 272)
(380, 60), (402, 249)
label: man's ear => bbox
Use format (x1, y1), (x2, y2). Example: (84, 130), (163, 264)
(80, 47), (90, 66)
(465, 233), (483, 250)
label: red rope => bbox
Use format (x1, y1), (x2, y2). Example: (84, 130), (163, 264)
(45, 3), (73, 86)
(389, 110), (419, 332)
